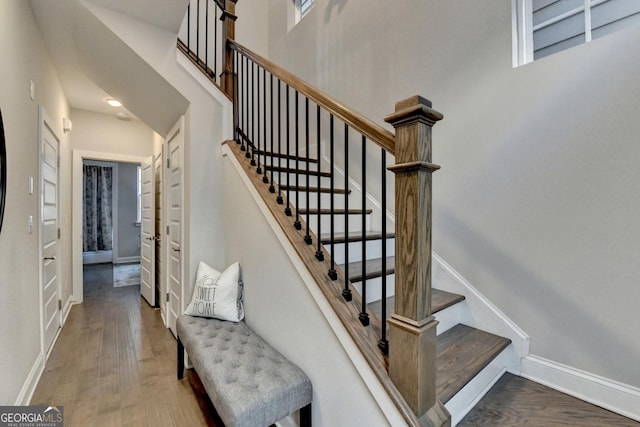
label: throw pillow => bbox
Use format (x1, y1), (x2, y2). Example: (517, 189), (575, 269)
(184, 261), (244, 322)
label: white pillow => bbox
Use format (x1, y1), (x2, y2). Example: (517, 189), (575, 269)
(184, 261), (244, 322)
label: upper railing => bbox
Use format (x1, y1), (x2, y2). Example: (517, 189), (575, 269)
(178, 1), (448, 425)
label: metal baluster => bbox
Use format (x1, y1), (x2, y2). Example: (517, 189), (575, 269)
(328, 115), (337, 280)
(315, 105), (324, 261)
(187, 4), (191, 52)
(196, 0), (200, 60)
(214, 0), (218, 79)
(262, 68), (268, 183)
(250, 60), (256, 162)
(304, 98), (312, 245)
(342, 124), (352, 301)
(284, 85), (292, 216)
(239, 53), (245, 150)
(294, 91), (301, 229)
(359, 136), (369, 326)
(276, 80), (283, 205)
(240, 55), (247, 151)
(269, 74), (276, 193)
(378, 148), (389, 354)
(205, 0), (208, 75)
(234, 49), (239, 145)
(256, 64), (262, 174)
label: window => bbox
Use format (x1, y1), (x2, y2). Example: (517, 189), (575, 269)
(298, 0), (314, 20)
(513, 0), (640, 65)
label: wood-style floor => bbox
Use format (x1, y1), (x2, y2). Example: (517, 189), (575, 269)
(32, 265), (640, 427)
(31, 263), (223, 427)
(459, 372), (640, 427)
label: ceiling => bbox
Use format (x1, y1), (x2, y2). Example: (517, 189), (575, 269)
(30, 0), (190, 130)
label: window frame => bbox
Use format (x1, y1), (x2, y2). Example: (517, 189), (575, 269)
(513, 0), (640, 66)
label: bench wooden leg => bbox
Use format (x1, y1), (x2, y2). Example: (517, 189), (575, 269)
(177, 337), (185, 380)
(300, 403), (311, 427)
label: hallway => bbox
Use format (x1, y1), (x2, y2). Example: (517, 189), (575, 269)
(31, 264), (222, 426)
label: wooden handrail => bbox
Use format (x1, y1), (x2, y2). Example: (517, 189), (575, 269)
(228, 39), (396, 154)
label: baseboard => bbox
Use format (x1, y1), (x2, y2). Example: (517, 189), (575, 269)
(62, 297), (76, 325)
(114, 256), (140, 264)
(82, 250), (112, 264)
(432, 251), (529, 364)
(15, 352), (45, 406)
(520, 355), (640, 422)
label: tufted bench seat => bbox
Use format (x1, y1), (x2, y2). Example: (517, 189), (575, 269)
(176, 315), (312, 427)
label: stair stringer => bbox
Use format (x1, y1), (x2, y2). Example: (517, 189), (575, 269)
(432, 252), (530, 363)
(430, 253), (529, 426)
(222, 142), (409, 427)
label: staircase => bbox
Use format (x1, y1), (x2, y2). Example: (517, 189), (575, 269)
(179, 1), (514, 424)
(224, 134), (513, 425)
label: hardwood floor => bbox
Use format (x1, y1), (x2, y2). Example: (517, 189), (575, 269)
(459, 372), (640, 427)
(31, 264), (223, 427)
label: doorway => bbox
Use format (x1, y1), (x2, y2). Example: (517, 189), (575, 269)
(72, 151), (147, 303)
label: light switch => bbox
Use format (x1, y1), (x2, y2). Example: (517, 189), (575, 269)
(28, 176), (34, 195)
(30, 80), (35, 101)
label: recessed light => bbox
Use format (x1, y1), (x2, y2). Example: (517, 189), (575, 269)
(106, 99), (122, 107)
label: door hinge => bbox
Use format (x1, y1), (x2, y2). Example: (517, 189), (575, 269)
(166, 293), (170, 302)
(58, 228), (61, 239)
(166, 225), (170, 235)
(58, 299), (62, 310)
(167, 158), (170, 169)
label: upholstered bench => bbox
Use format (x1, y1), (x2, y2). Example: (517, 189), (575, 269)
(177, 315), (312, 427)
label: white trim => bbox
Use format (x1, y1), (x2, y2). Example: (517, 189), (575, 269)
(115, 256), (141, 264)
(176, 52), (233, 142)
(221, 143), (407, 427)
(432, 252), (530, 361)
(72, 150), (147, 304)
(520, 355), (640, 422)
(82, 250), (113, 265)
(16, 352), (45, 406)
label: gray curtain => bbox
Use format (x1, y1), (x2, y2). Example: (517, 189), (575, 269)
(83, 165), (113, 252)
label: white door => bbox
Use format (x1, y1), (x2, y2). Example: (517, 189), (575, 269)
(40, 109), (61, 355)
(166, 117), (184, 336)
(154, 151), (164, 318)
(140, 157), (155, 306)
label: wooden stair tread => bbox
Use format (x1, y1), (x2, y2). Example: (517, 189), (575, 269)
(340, 256), (395, 282)
(255, 150), (318, 163)
(265, 165), (332, 177)
(320, 231), (394, 244)
(298, 208), (373, 215)
(436, 324), (511, 404)
(459, 372), (640, 426)
(369, 289), (465, 320)
(280, 185), (350, 194)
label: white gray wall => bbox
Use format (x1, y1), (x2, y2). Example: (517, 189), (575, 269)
(242, 0), (640, 388)
(222, 149), (402, 427)
(0, 0), (71, 404)
(83, 3), (232, 304)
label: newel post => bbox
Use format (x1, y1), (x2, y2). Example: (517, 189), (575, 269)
(385, 96), (450, 425)
(221, 0), (237, 99)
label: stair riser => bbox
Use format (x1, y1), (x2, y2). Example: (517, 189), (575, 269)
(329, 238), (395, 266)
(271, 172), (331, 188)
(306, 214), (371, 235)
(445, 350), (513, 427)
(352, 274), (396, 304)
(288, 191), (357, 211)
